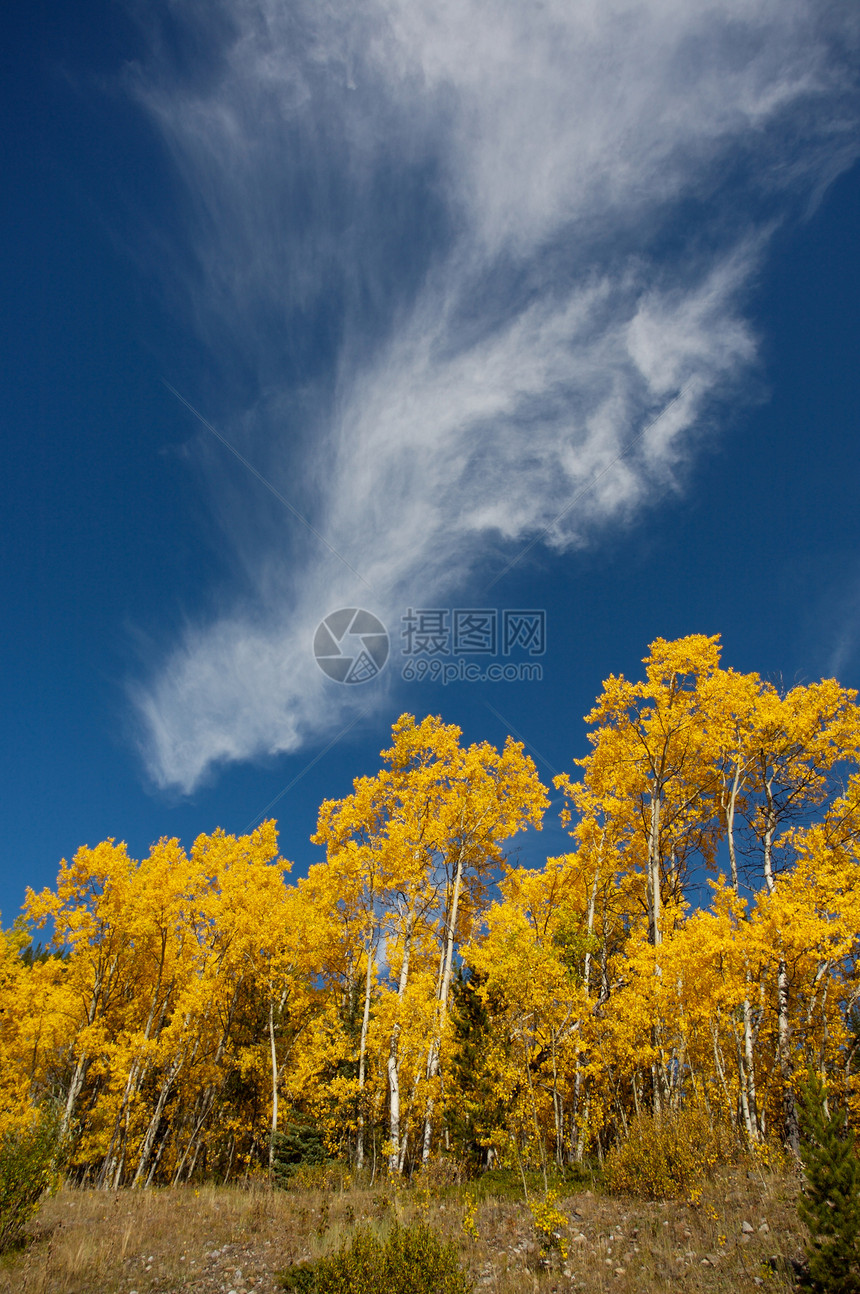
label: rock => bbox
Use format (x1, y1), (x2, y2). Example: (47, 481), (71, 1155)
(742, 1221), (754, 1234)
(614, 1268), (626, 1276)
(758, 1222), (770, 1235)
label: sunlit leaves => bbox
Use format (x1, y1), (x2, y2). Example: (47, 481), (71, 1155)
(3, 650), (860, 1182)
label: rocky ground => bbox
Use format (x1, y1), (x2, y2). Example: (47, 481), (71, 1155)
(0, 1166), (807, 1294)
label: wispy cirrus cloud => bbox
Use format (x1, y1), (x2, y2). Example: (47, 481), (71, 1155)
(127, 0), (860, 792)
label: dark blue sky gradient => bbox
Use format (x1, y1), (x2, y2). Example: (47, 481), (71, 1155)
(2, 2), (859, 923)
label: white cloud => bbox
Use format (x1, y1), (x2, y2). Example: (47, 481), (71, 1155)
(128, 0), (860, 791)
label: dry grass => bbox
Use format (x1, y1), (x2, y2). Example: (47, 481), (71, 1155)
(0, 1163), (806, 1294)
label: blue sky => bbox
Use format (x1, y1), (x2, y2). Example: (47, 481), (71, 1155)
(2, 0), (860, 923)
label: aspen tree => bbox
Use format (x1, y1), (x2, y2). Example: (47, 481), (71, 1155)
(313, 715), (547, 1171)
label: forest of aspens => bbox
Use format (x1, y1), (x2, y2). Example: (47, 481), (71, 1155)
(3, 633), (860, 1191)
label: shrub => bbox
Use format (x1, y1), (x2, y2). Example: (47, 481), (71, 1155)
(0, 1102), (66, 1252)
(529, 1188), (569, 1260)
(468, 1166), (525, 1201)
(285, 1162), (351, 1193)
(797, 1071), (860, 1294)
(604, 1108), (730, 1200)
(416, 1155), (462, 1192)
(279, 1221), (472, 1293)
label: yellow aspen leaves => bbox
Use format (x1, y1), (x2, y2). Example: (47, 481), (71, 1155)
(1, 662), (859, 1184)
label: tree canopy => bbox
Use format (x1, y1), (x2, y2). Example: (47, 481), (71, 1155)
(3, 635), (860, 1185)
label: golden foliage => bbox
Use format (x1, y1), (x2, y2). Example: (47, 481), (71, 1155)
(603, 1109), (732, 1200)
(2, 649), (860, 1192)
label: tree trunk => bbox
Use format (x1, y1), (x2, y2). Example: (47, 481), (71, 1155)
(647, 782), (662, 947)
(387, 906), (413, 1174)
(777, 957), (800, 1154)
(132, 1052), (183, 1187)
(420, 847), (466, 1163)
(760, 785), (798, 1151)
(62, 1053), (88, 1141)
(356, 929), (375, 1170)
(268, 999), (278, 1174)
(726, 785), (760, 1143)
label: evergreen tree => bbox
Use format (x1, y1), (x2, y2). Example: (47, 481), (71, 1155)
(446, 966), (508, 1170)
(797, 1071), (860, 1294)
(271, 1116), (328, 1185)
